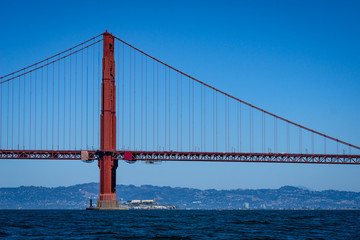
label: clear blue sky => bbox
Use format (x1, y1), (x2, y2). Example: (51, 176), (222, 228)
(0, 0), (359, 191)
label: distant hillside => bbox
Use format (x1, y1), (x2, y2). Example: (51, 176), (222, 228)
(0, 183), (359, 210)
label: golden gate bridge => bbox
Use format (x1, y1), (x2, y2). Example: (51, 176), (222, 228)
(0, 31), (359, 209)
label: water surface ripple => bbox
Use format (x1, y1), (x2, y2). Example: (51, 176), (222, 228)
(0, 210), (359, 239)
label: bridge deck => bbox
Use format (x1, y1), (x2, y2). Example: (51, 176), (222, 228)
(0, 150), (359, 164)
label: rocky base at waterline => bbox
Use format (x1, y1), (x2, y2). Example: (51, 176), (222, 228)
(0, 183), (359, 210)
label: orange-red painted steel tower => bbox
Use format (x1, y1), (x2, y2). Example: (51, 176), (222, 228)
(96, 31), (119, 209)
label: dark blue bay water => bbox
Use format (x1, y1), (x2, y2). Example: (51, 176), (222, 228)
(0, 210), (359, 239)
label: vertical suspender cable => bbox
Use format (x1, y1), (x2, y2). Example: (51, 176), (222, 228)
(35, 70), (37, 149)
(40, 67), (43, 149)
(11, 78), (14, 148)
(64, 58), (66, 149)
(81, 45), (83, 149)
(252, 108), (254, 152)
(91, 40), (96, 149)
(287, 123), (290, 153)
(262, 112), (264, 152)
(165, 67), (167, 150)
(141, 54), (143, 150)
(237, 103), (239, 152)
(216, 91), (218, 152)
(264, 113), (266, 152)
(58, 59), (60, 149)
(8, 79), (10, 148)
(228, 98), (230, 152)
(204, 86), (206, 152)
(145, 57), (148, 150)
(169, 68), (171, 150)
(180, 75), (182, 151)
(129, 48), (132, 149)
(51, 60), (54, 149)
(188, 77), (191, 151)
(157, 62), (159, 150)
(46, 62), (49, 149)
(225, 97), (227, 152)
(249, 107), (251, 153)
(274, 118), (276, 153)
(74, 51), (77, 149)
(299, 128), (302, 153)
(122, 43), (125, 149)
(30, 73), (32, 149)
(240, 103), (242, 152)
(192, 80), (194, 151)
(0, 80), (2, 149)
(273, 117), (275, 153)
(213, 90), (215, 151)
(134, 50), (136, 149)
(276, 118), (278, 152)
(277, 118), (279, 152)
(86, 48), (89, 149)
(201, 85), (203, 151)
(18, 76), (20, 149)
(23, 71), (26, 149)
(69, 51), (71, 149)
(176, 72), (179, 150)
(227, 99), (229, 152)
(153, 60), (155, 150)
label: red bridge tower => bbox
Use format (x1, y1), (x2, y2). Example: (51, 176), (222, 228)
(96, 31), (119, 209)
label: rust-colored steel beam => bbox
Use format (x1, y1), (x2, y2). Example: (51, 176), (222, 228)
(1, 150), (360, 165)
(0, 150), (97, 160)
(1, 150), (359, 165)
(115, 151), (360, 165)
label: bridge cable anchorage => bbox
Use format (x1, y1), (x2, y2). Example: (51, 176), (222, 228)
(113, 35), (360, 151)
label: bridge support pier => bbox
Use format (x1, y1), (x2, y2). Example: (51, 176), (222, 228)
(96, 154), (119, 208)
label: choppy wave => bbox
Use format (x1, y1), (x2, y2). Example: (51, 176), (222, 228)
(0, 210), (359, 239)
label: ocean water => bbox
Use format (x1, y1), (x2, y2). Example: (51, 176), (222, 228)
(0, 210), (359, 239)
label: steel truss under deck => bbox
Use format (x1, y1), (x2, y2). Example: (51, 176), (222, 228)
(1, 150), (359, 165)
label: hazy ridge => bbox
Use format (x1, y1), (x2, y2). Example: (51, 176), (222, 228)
(1, 183), (359, 210)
